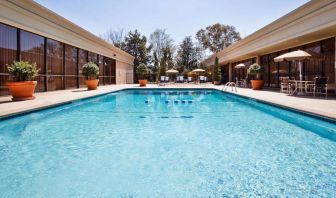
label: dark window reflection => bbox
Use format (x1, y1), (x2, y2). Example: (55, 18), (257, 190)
(20, 30), (45, 92)
(0, 23), (17, 96)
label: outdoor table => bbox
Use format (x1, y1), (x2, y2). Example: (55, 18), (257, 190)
(289, 80), (312, 95)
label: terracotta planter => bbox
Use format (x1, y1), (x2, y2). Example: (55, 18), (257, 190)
(6, 81), (37, 101)
(250, 80), (264, 90)
(138, 79), (147, 87)
(85, 79), (99, 90)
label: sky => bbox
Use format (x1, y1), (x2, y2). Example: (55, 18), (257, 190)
(35, 0), (309, 44)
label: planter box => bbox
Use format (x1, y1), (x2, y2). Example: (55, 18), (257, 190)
(250, 80), (264, 90)
(6, 81), (37, 101)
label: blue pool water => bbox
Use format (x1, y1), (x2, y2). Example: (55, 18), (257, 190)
(0, 89), (336, 197)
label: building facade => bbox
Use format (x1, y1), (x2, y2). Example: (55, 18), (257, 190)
(0, 0), (134, 96)
(205, 0), (336, 93)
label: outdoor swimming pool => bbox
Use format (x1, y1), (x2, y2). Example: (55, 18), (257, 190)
(0, 89), (335, 197)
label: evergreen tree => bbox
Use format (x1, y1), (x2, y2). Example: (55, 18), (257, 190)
(176, 36), (200, 73)
(213, 57), (221, 83)
(123, 30), (149, 82)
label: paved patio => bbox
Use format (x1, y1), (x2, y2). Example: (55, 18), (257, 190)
(0, 83), (335, 120)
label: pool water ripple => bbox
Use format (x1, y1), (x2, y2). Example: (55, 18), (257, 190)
(0, 89), (335, 197)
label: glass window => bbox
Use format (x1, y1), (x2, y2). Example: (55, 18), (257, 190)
(233, 58), (254, 81)
(260, 55), (269, 86)
(268, 53), (278, 87)
(98, 55), (104, 85)
(232, 62), (237, 81)
(65, 45), (78, 89)
(88, 52), (97, 63)
(0, 23), (17, 73)
(289, 46), (303, 81)
(111, 59), (116, 79)
(20, 30), (45, 92)
(47, 39), (63, 75)
(111, 59), (116, 84)
(47, 39), (64, 91)
(103, 57), (112, 84)
(0, 75), (10, 96)
(304, 41), (323, 81)
(321, 38), (335, 85)
(243, 58), (254, 79)
(65, 45), (77, 75)
(0, 23), (17, 96)
(221, 64), (229, 83)
(78, 49), (87, 87)
(278, 49), (290, 78)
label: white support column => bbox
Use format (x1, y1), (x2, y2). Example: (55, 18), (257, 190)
(229, 63), (232, 82)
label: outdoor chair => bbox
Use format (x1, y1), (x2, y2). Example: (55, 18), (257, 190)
(306, 77), (328, 97)
(176, 76), (180, 83)
(158, 76), (166, 86)
(199, 76), (205, 83)
(204, 77), (207, 83)
(280, 77), (293, 94)
(235, 77), (244, 87)
(179, 76), (184, 83)
(165, 76), (170, 83)
(160, 76), (165, 83)
(188, 77), (192, 83)
(242, 77), (250, 88)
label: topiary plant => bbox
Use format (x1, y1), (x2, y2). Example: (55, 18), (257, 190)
(136, 63), (149, 80)
(7, 61), (39, 82)
(82, 62), (99, 80)
(213, 57), (221, 83)
(247, 63), (264, 80)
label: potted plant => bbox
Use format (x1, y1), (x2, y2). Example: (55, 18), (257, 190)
(82, 62), (99, 90)
(213, 57), (221, 85)
(247, 63), (264, 90)
(136, 63), (149, 87)
(6, 61), (39, 101)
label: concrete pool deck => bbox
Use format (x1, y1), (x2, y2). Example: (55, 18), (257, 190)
(0, 83), (335, 121)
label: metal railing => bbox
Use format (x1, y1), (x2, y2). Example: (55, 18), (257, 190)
(222, 82), (237, 92)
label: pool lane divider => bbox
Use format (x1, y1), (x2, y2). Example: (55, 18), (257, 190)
(145, 100), (193, 104)
(0, 87), (206, 120)
(1, 87), (335, 125)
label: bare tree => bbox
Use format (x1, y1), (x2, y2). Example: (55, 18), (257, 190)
(149, 29), (174, 64)
(149, 29), (175, 80)
(100, 28), (127, 49)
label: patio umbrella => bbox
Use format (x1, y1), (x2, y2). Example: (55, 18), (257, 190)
(234, 63), (245, 69)
(235, 63), (246, 79)
(166, 69), (178, 82)
(166, 69), (178, 74)
(274, 50), (311, 81)
(192, 68), (206, 73)
(192, 69), (205, 83)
